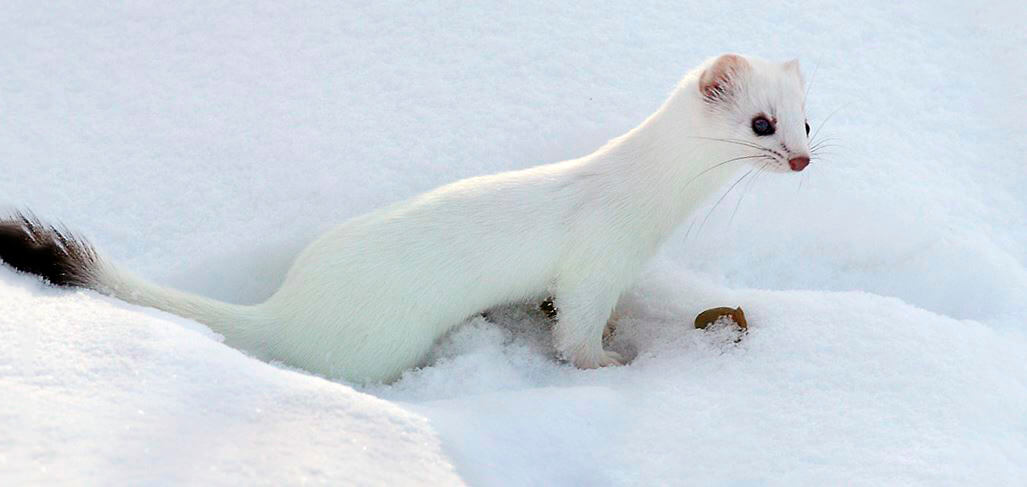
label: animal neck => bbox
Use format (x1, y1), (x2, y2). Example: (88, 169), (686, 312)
(579, 82), (745, 246)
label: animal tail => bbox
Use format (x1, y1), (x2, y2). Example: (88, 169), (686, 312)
(0, 212), (259, 345)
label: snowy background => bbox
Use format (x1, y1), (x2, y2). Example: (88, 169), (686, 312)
(2, 1), (1025, 485)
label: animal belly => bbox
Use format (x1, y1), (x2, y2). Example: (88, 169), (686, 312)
(264, 247), (550, 382)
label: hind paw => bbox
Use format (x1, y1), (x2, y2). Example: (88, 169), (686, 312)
(571, 349), (624, 369)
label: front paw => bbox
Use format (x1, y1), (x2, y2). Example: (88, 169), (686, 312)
(571, 349), (624, 369)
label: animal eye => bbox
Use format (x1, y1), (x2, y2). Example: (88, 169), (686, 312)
(805, 121), (811, 136)
(751, 115), (774, 136)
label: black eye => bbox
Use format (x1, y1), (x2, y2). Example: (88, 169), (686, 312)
(805, 121), (811, 136)
(751, 115), (774, 136)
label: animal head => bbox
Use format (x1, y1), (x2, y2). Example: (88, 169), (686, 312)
(697, 54), (812, 172)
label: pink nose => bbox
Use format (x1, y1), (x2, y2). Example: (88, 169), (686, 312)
(788, 156), (810, 172)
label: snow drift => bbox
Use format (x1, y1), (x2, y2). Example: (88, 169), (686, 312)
(1, 1), (1024, 485)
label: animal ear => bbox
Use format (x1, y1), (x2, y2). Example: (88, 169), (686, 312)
(783, 58), (805, 86)
(699, 54), (750, 101)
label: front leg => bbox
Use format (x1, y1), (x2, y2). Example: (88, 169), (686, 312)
(551, 282), (623, 369)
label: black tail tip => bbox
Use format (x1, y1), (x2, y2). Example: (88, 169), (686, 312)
(0, 212), (97, 287)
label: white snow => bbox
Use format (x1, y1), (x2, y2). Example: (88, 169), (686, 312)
(0, 272), (460, 485)
(1, 1), (1025, 485)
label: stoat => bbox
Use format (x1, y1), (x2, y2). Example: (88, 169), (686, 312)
(0, 54), (813, 383)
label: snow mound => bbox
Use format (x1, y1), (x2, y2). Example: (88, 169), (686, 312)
(0, 273), (460, 486)
(373, 268), (1026, 485)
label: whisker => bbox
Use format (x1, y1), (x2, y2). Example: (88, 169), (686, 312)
(681, 154), (767, 194)
(730, 159), (771, 225)
(681, 153), (770, 242)
(810, 147), (838, 157)
(804, 58), (821, 102)
(810, 135), (840, 146)
(811, 138), (839, 146)
(810, 135), (839, 145)
(809, 101), (852, 143)
(696, 166), (757, 239)
(681, 213), (699, 244)
(679, 154), (768, 245)
(687, 136), (772, 153)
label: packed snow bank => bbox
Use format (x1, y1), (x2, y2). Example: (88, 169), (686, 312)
(373, 267), (1026, 485)
(5, 265), (1019, 485)
(0, 273), (460, 486)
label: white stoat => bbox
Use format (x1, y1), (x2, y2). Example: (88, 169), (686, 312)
(0, 54), (813, 383)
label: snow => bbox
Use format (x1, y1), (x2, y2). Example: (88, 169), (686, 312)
(0, 272), (460, 485)
(1, 1), (1025, 485)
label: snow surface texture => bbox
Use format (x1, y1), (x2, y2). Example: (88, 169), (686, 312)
(1, 1), (1024, 485)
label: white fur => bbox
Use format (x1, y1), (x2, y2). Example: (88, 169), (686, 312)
(88, 54), (811, 383)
